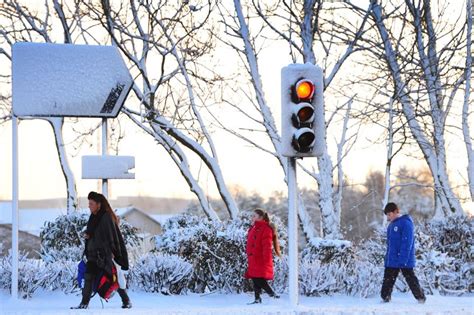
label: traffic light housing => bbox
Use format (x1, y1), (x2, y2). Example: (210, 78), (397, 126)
(281, 63), (325, 158)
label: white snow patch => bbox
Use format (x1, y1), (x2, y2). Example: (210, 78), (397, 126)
(308, 237), (352, 248)
(0, 291), (472, 315)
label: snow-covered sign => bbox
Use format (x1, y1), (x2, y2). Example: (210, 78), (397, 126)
(12, 42), (132, 118)
(82, 155), (135, 179)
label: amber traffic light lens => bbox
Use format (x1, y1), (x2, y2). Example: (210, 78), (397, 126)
(295, 81), (314, 100)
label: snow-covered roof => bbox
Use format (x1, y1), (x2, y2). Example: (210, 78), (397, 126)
(115, 207), (174, 226)
(149, 214), (174, 225)
(0, 202), (176, 236)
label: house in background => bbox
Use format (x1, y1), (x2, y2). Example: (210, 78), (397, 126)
(0, 201), (180, 257)
(0, 224), (40, 258)
(115, 207), (167, 236)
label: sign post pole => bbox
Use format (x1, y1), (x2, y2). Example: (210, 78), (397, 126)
(11, 115), (19, 299)
(102, 118), (108, 198)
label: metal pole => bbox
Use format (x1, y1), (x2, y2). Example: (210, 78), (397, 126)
(287, 157), (298, 307)
(101, 118), (108, 198)
(11, 115), (19, 299)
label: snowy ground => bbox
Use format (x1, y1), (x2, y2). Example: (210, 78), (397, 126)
(0, 291), (473, 315)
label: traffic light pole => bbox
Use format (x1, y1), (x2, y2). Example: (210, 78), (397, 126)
(287, 157), (299, 308)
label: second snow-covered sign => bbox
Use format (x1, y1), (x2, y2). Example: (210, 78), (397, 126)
(12, 42), (132, 118)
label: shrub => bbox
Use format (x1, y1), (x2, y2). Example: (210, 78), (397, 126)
(129, 253), (192, 295)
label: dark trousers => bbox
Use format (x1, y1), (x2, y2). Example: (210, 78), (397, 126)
(381, 267), (425, 300)
(252, 278), (275, 299)
(80, 261), (130, 305)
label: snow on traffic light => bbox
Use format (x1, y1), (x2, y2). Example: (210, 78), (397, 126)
(281, 63), (325, 158)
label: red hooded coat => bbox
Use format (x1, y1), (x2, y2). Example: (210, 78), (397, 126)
(244, 220), (274, 280)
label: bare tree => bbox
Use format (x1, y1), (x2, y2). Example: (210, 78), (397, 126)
(0, 0), (82, 213)
(85, 0), (239, 220)
(346, 0), (469, 216)
(462, 0), (473, 201)
(217, 0), (371, 239)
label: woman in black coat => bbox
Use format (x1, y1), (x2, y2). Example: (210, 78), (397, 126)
(71, 191), (131, 309)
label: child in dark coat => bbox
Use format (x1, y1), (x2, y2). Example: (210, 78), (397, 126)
(381, 202), (426, 303)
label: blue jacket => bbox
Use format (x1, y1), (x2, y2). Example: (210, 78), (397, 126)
(384, 214), (416, 268)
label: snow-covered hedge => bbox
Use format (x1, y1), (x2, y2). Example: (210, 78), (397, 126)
(40, 212), (142, 262)
(413, 215), (473, 295)
(299, 215), (473, 298)
(155, 212), (287, 294)
(2, 213), (470, 299)
(0, 253), (77, 298)
(300, 238), (382, 297)
(129, 253), (193, 295)
(358, 215), (473, 296)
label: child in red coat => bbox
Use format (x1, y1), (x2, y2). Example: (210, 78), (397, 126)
(245, 209), (281, 304)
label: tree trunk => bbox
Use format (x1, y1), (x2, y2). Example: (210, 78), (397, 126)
(371, 2), (464, 217)
(463, 0), (473, 201)
(47, 117), (78, 214)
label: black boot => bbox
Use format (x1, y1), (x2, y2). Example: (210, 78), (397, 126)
(382, 296), (391, 303)
(247, 297), (262, 305)
(249, 279), (262, 305)
(70, 303), (88, 309)
(118, 288), (132, 309)
(71, 273), (94, 309)
(260, 279), (278, 298)
(269, 293), (280, 299)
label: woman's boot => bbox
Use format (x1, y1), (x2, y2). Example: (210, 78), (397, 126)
(248, 279), (262, 304)
(70, 273), (94, 309)
(118, 288), (132, 309)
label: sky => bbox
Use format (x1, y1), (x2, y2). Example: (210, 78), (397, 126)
(0, 0), (471, 208)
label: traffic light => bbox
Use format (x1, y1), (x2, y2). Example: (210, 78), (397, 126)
(281, 63), (325, 158)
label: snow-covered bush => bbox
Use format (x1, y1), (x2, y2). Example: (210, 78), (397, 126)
(0, 253), (45, 298)
(300, 237), (384, 298)
(41, 260), (78, 294)
(301, 238), (354, 296)
(414, 215), (473, 295)
(0, 253), (78, 299)
(40, 212), (142, 262)
(357, 215), (473, 296)
(272, 255), (289, 293)
(129, 253), (192, 295)
(155, 212), (287, 293)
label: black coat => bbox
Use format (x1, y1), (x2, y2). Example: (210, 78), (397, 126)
(85, 211), (129, 276)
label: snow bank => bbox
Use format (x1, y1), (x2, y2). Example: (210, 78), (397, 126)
(0, 290), (472, 315)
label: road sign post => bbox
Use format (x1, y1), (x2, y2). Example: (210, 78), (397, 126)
(11, 42), (133, 298)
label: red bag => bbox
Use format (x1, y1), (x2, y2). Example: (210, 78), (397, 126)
(96, 264), (119, 301)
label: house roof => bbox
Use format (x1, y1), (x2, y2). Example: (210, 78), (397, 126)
(115, 207), (171, 225)
(0, 202), (89, 236)
(0, 202), (176, 236)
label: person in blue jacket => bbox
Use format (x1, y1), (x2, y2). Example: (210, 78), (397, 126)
(381, 202), (426, 303)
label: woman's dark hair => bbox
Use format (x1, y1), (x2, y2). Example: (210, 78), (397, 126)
(384, 202), (399, 215)
(254, 208), (281, 257)
(88, 191), (119, 224)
